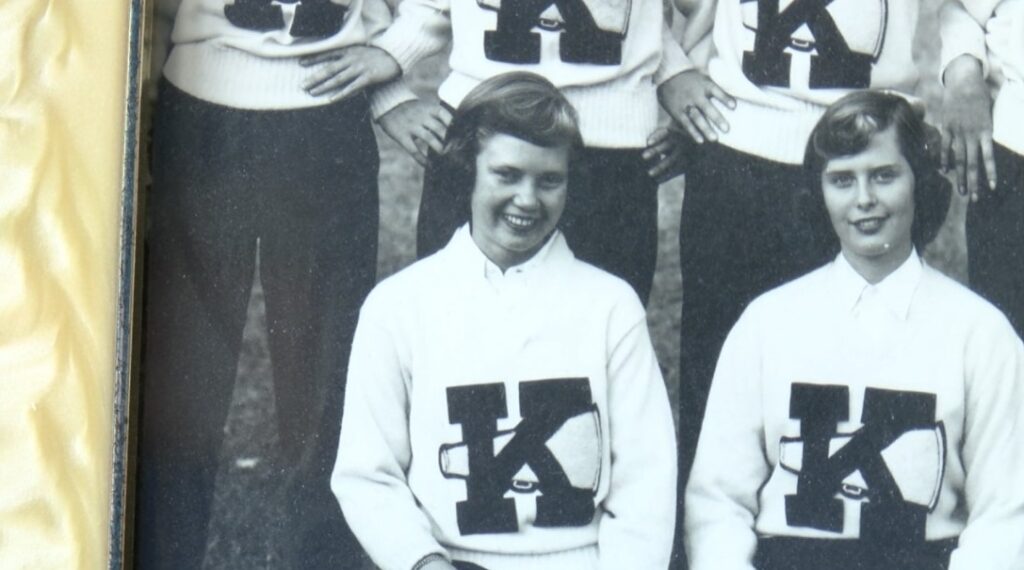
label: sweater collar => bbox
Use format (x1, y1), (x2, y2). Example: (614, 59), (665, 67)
(829, 249), (924, 321)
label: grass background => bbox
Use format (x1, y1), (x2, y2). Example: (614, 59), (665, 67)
(145, 2), (966, 566)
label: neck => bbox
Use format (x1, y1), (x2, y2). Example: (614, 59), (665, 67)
(842, 243), (914, 285)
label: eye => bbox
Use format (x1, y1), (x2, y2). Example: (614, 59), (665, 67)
(871, 168), (899, 184)
(826, 172), (855, 189)
(537, 174), (566, 190)
(493, 168), (521, 184)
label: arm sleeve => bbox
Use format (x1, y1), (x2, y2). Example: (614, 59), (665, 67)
(597, 303), (678, 570)
(370, 0), (452, 74)
(684, 309), (767, 570)
(654, 20), (695, 85)
(947, 314), (1024, 570)
(331, 293), (449, 570)
(368, 77), (419, 119)
(938, 0), (991, 83)
(359, 0), (421, 118)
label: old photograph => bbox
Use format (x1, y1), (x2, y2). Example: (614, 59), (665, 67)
(132, 0), (1024, 568)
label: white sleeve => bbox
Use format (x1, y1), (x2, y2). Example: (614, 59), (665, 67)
(597, 308), (678, 570)
(948, 314), (1024, 570)
(938, 0), (992, 83)
(684, 309), (767, 570)
(361, 0), (420, 117)
(654, 20), (695, 85)
(331, 293), (449, 570)
(370, 0), (452, 73)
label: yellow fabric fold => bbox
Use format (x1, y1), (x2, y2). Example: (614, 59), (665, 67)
(0, 0), (129, 568)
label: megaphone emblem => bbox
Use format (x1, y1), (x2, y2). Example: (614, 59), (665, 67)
(439, 407), (603, 493)
(778, 423), (947, 509)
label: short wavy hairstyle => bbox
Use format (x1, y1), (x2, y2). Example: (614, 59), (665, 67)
(434, 72), (583, 223)
(803, 90), (951, 252)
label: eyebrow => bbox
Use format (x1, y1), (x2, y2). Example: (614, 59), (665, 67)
(823, 162), (901, 174)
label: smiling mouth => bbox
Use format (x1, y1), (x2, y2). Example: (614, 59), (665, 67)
(851, 216), (887, 233)
(503, 213), (540, 230)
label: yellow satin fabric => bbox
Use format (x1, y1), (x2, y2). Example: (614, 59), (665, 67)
(0, 0), (129, 567)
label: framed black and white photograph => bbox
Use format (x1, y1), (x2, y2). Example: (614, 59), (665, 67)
(126, 0), (1024, 568)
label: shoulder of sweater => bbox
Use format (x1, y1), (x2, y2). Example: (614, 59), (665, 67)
(916, 263), (1016, 331)
(560, 257), (647, 321)
(360, 254), (448, 315)
(743, 263), (833, 319)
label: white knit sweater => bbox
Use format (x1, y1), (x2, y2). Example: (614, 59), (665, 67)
(702, 0), (924, 163)
(163, 0), (412, 114)
(370, 0), (693, 148)
(333, 226), (677, 570)
(686, 250), (1024, 570)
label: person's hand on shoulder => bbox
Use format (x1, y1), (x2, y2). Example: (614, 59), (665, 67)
(657, 69), (735, 144)
(940, 53), (996, 201)
(378, 100), (453, 166)
(301, 45), (401, 102)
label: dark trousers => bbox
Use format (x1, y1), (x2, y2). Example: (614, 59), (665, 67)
(754, 537), (958, 570)
(416, 147), (659, 304)
(673, 143), (832, 568)
(967, 142), (1024, 338)
(134, 80), (378, 570)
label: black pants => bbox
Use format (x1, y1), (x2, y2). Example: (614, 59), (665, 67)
(754, 537), (958, 570)
(134, 80), (378, 570)
(673, 143), (832, 568)
(416, 146), (659, 304)
(967, 142), (1024, 338)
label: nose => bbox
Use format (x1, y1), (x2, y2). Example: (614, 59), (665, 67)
(855, 178), (878, 209)
(512, 181), (540, 209)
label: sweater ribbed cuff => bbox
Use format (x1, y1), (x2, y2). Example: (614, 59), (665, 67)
(164, 43), (328, 110)
(655, 24), (695, 86)
(448, 543), (599, 570)
(713, 97), (827, 164)
(370, 77), (419, 119)
(371, 6), (448, 73)
(938, 3), (990, 85)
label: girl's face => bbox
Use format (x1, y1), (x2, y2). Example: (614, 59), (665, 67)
(470, 133), (569, 270)
(822, 126), (916, 279)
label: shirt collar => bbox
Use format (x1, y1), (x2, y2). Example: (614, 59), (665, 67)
(828, 249), (923, 320)
(447, 223), (568, 280)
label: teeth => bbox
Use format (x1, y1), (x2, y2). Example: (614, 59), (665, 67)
(504, 214), (536, 228)
(853, 218), (883, 231)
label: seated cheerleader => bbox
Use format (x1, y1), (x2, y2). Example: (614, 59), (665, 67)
(684, 91), (1024, 570)
(332, 72), (677, 570)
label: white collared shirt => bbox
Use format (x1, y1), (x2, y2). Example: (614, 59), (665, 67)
(829, 250), (924, 355)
